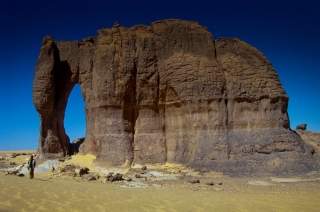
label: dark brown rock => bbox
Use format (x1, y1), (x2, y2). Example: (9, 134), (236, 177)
(296, 124), (307, 131)
(105, 172), (124, 182)
(75, 167), (89, 177)
(141, 165), (147, 171)
(205, 182), (214, 186)
(188, 179), (200, 184)
(135, 174), (143, 178)
(33, 19), (319, 175)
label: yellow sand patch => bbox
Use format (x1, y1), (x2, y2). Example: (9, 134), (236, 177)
(9, 155), (30, 165)
(64, 154), (96, 169)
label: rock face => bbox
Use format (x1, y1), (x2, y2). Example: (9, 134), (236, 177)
(33, 19), (318, 175)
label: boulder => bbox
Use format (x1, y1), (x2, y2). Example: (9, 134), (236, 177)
(205, 182), (214, 186)
(106, 173), (124, 182)
(141, 166), (147, 171)
(188, 179), (200, 184)
(135, 174), (143, 179)
(75, 167), (89, 177)
(296, 124), (307, 131)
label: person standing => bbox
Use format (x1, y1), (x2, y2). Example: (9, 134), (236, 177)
(27, 154), (36, 179)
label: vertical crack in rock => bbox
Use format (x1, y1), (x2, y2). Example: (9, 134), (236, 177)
(159, 73), (168, 162)
(123, 60), (138, 165)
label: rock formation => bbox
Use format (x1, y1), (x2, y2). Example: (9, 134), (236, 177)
(296, 123), (307, 131)
(33, 19), (318, 175)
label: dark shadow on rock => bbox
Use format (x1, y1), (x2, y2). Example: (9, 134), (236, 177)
(69, 138), (85, 155)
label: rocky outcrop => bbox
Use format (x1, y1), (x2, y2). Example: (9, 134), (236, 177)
(297, 130), (320, 154)
(296, 124), (307, 131)
(33, 19), (318, 175)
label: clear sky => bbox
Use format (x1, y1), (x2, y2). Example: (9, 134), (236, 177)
(0, 0), (319, 150)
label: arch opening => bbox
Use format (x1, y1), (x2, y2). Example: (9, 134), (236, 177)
(64, 84), (86, 154)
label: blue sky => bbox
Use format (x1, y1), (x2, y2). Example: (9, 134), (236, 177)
(0, 0), (319, 150)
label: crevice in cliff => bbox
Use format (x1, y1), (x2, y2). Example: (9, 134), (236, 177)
(213, 39), (217, 59)
(224, 98), (229, 129)
(159, 75), (168, 163)
(123, 59), (138, 165)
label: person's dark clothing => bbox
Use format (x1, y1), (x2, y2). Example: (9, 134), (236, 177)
(27, 157), (36, 179)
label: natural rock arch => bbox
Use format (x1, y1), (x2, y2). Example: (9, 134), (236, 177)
(33, 40), (80, 157)
(33, 20), (318, 175)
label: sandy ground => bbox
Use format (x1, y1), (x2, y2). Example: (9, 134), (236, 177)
(1, 152), (320, 212)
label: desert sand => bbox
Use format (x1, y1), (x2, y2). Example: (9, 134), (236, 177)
(1, 152), (320, 212)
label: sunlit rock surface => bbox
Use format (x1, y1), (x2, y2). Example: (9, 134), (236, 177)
(33, 19), (318, 175)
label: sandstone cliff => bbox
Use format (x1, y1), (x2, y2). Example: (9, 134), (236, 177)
(33, 19), (318, 175)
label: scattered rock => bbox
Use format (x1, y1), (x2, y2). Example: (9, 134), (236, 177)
(75, 167), (89, 177)
(106, 172), (114, 178)
(6, 170), (19, 175)
(10, 153), (18, 158)
(188, 179), (200, 184)
(82, 174), (96, 181)
(205, 182), (214, 186)
(135, 174), (143, 178)
(106, 173), (124, 182)
(296, 124), (307, 131)
(59, 164), (79, 176)
(218, 182), (223, 185)
(141, 166), (147, 171)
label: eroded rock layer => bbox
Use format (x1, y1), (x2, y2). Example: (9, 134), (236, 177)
(33, 19), (318, 175)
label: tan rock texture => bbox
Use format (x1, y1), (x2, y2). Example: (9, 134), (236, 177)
(297, 130), (320, 154)
(33, 19), (318, 175)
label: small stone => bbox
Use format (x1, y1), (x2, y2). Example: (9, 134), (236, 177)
(16, 173), (24, 177)
(106, 172), (114, 181)
(58, 158), (65, 162)
(75, 167), (89, 177)
(106, 173), (124, 182)
(135, 174), (143, 178)
(106, 172), (114, 178)
(10, 153), (18, 158)
(141, 165), (147, 171)
(218, 182), (223, 185)
(82, 174), (96, 181)
(206, 182), (214, 186)
(111, 173), (124, 182)
(188, 179), (200, 184)
(126, 177), (132, 182)
(296, 124), (307, 131)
